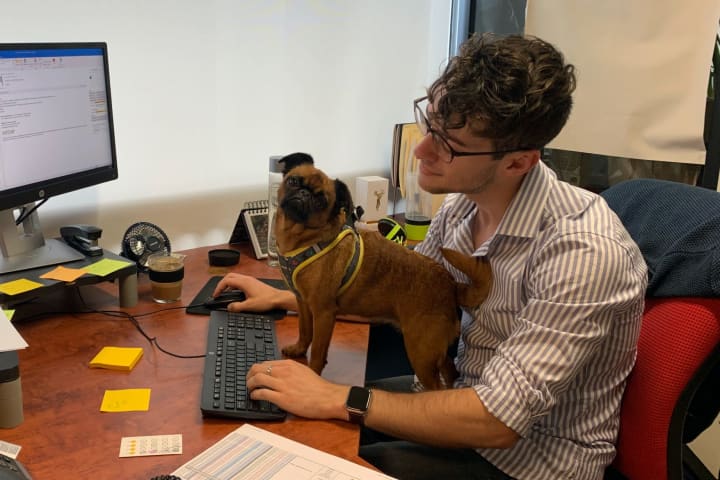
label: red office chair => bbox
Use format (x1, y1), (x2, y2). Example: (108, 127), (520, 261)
(606, 297), (720, 480)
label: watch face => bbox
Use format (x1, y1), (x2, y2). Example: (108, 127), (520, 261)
(346, 386), (371, 411)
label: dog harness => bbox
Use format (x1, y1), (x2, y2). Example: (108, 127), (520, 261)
(278, 225), (364, 297)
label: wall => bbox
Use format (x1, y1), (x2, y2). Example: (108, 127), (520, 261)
(0, 0), (452, 253)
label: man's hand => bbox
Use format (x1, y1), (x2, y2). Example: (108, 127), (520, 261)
(212, 273), (297, 312)
(247, 359), (349, 420)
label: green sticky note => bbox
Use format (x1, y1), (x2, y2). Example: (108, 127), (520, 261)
(83, 258), (133, 277)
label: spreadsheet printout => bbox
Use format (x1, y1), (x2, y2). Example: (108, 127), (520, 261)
(173, 424), (396, 480)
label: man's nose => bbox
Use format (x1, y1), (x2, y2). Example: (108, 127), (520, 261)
(414, 133), (438, 162)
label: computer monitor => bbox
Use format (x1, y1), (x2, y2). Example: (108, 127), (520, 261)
(0, 42), (118, 274)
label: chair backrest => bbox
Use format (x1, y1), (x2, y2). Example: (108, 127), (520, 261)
(611, 297), (720, 480)
(600, 179), (720, 298)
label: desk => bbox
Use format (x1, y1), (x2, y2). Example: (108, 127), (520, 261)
(3, 244), (371, 479)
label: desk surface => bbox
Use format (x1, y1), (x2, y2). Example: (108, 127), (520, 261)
(4, 244), (371, 479)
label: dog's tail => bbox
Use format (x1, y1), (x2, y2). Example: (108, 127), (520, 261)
(441, 248), (493, 307)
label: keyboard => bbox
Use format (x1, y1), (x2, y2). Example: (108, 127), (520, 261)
(200, 310), (286, 421)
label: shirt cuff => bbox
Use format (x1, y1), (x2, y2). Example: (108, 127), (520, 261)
(473, 354), (552, 436)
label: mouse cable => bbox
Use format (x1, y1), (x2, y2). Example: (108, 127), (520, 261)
(9, 289), (213, 358)
(10, 305), (201, 359)
(69, 288), (207, 359)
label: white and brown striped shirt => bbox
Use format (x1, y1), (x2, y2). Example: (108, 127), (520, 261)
(416, 161), (647, 479)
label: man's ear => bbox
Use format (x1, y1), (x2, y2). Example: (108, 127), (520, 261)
(502, 150), (540, 177)
(279, 152), (314, 175)
(332, 178), (354, 223)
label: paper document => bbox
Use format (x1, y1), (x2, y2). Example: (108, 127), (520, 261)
(172, 424), (396, 480)
(0, 310), (28, 352)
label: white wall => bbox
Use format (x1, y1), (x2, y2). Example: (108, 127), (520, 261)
(0, 0), (451, 253)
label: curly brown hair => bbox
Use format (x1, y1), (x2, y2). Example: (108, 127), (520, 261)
(428, 33), (576, 157)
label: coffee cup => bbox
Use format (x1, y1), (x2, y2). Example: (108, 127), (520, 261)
(147, 252), (185, 303)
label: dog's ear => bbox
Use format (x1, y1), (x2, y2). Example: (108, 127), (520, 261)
(279, 152), (314, 175)
(332, 178), (354, 224)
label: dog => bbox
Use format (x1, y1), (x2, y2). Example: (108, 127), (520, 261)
(274, 152), (492, 390)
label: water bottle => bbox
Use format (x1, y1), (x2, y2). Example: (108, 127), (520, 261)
(404, 170), (432, 242)
(267, 155), (283, 267)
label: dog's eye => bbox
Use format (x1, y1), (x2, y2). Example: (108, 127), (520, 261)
(312, 192), (328, 210)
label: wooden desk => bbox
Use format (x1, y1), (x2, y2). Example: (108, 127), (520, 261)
(4, 244), (371, 479)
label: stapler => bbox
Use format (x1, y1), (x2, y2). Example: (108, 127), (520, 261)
(60, 224), (103, 256)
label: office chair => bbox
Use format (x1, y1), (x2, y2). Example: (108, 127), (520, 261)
(605, 297), (720, 480)
(600, 179), (720, 480)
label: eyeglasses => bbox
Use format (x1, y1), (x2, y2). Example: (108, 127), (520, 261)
(413, 96), (531, 163)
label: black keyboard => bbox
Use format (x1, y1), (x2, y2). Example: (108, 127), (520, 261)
(200, 310), (286, 421)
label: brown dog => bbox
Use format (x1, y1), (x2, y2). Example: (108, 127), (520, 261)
(275, 153), (492, 390)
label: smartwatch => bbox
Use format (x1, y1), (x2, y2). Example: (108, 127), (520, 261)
(345, 386), (373, 425)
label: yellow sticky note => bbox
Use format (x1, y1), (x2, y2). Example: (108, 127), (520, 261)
(83, 258), (133, 277)
(3, 310), (15, 321)
(89, 347), (143, 371)
(40, 265), (87, 282)
(0, 278), (44, 295)
(100, 388), (151, 412)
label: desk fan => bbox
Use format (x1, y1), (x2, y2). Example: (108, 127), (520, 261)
(120, 221), (171, 271)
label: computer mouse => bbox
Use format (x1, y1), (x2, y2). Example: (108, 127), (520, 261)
(203, 290), (246, 310)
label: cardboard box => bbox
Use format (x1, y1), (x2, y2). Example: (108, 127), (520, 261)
(355, 176), (389, 222)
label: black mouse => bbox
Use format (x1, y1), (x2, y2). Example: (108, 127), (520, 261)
(203, 290), (246, 310)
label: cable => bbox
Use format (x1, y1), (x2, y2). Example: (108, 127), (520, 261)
(14, 198), (48, 225)
(67, 288), (207, 359)
(11, 287), (215, 359)
(92, 307), (206, 359)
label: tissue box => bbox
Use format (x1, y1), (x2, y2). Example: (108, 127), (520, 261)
(355, 176), (389, 222)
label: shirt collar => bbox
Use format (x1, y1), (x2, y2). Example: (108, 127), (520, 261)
(493, 160), (554, 239)
(448, 160), (554, 242)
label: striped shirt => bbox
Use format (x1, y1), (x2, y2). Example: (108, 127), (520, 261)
(415, 162), (647, 480)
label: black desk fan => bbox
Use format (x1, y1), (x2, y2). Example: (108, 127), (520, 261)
(120, 221), (171, 271)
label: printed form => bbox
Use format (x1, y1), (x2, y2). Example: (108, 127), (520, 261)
(173, 424), (395, 480)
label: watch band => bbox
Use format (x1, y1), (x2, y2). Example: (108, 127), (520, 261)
(345, 386), (372, 425)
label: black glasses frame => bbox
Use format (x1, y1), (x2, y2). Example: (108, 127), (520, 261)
(413, 96), (532, 163)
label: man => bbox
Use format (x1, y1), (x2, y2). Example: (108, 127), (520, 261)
(216, 33), (647, 479)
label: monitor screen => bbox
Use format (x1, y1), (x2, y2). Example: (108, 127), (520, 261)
(0, 42), (118, 274)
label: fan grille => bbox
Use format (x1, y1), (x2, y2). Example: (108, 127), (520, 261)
(121, 222), (171, 270)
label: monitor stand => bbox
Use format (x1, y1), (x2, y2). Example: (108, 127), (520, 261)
(0, 238), (85, 275)
(0, 206), (84, 275)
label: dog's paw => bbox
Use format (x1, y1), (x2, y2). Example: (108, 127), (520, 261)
(282, 343), (308, 358)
